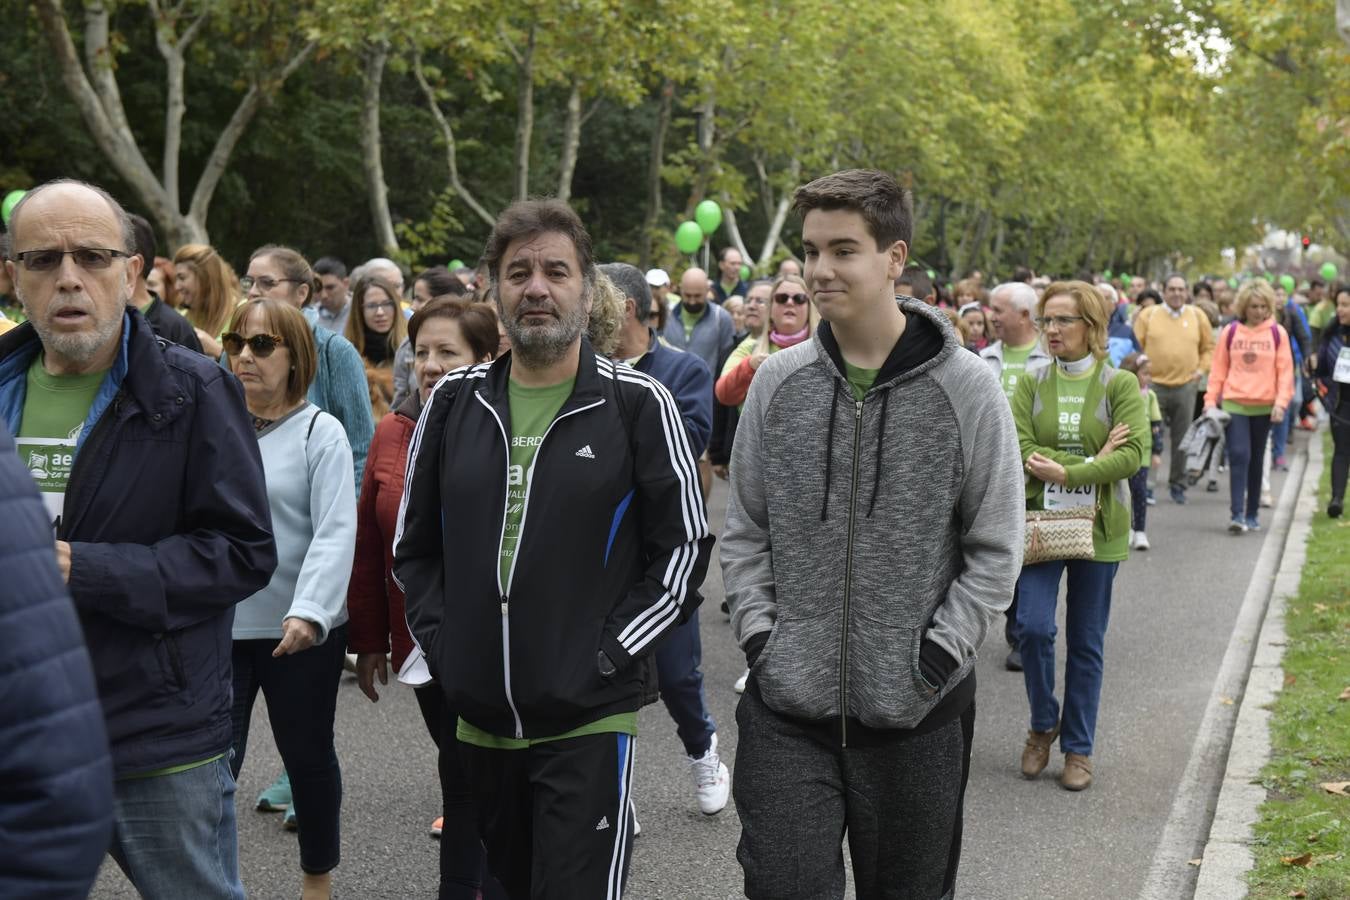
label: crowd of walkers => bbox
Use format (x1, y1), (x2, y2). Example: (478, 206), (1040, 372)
(1, 173), (1346, 900)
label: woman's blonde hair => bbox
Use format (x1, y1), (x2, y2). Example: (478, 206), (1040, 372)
(1038, 280), (1110, 360)
(225, 299), (317, 406)
(753, 274), (820, 356)
(345, 274), (408, 363)
(1233, 279), (1276, 324)
(587, 272), (626, 358)
(174, 244), (240, 338)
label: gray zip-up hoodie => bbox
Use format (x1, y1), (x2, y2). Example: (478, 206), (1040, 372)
(722, 299), (1024, 730)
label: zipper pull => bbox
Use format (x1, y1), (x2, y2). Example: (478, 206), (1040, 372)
(501, 597), (509, 616)
(855, 400), (863, 419)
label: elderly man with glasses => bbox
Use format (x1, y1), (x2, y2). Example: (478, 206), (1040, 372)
(0, 179), (276, 899)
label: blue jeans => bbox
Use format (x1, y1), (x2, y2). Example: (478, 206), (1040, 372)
(231, 624), (346, 874)
(108, 757), (245, 900)
(655, 610), (717, 758)
(1016, 560), (1119, 756)
(1225, 412), (1272, 520)
(1270, 372), (1300, 460)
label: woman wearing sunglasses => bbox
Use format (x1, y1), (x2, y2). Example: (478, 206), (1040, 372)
(344, 275), (408, 419)
(347, 298), (504, 899)
(715, 274), (820, 409)
(224, 298), (355, 900)
(1011, 281), (1147, 792)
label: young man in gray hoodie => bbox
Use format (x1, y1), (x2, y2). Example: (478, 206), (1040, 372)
(722, 169), (1025, 899)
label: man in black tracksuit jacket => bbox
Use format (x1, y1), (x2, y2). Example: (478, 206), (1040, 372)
(395, 199), (712, 899)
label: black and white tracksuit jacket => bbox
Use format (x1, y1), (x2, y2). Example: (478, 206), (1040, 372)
(394, 340), (713, 740)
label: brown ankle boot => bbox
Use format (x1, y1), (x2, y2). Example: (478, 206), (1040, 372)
(1020, 726), (1059, 779)
(1060, 753), (1093, 791)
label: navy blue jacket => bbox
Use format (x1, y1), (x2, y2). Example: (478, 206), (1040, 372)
(632, 329), (713, 457)
(0, 422), (113, 899)
(0, 311), (277, 776)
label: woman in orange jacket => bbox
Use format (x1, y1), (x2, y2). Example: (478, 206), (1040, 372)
(1204, 280), (1294, 533)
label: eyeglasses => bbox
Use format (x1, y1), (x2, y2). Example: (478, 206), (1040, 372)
(364, 301), (397, 313)
(240, 275), (299, 292)
(13, 247), (131, 271)
(773, 292), (810, 306)
(222, 332), (286, 358)
(1035, 315), (1085, 329)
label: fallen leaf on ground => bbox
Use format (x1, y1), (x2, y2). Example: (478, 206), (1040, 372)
(1284, 673), (1297, 687)
(1339, 686), (1350, 701)
(1306, 833), (1319, 843)
(1289, 890), (1307, 898)
(1314, 603), (1329, 613)
(1319, 782), (1350, 796)
(1281, 852), (1313, 867)
(1220, 696), (1235, 706)
(1188, 858), (1203, 866)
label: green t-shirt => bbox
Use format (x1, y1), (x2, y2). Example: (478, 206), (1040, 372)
(1054, 367), (1093, 454)
(679, 304), (703, 341)
(1307, 300), (1335, 332)
(500, 376), (576, 589)
(844, 361), (879, 402)
(16, 356), (106, 530)
(999, 341), (1037, 401)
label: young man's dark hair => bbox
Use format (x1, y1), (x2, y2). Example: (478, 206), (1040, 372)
(1012, 265), (1034, 284)
(314, 256), (347, 279)
(791, 168), (913, 251)
(129, 213), (156, 270)
(482, 199), (595, 291)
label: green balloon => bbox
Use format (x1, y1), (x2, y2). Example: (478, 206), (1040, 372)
(1264, 272), (1275, 283)
(1119, 273), (1130, 283)
(1, 190), (26, 227)
(1321, 262), (1338, 281)
(1278, 274), (1295, 292)
(675, 221), (704, 255)
(694, 200), (723, 236)
(1228, 277), (1238, 289)
(447, 259), (466, 270)
(739, 264), (751, 281)
(1103, 269), (1113, 279)
(926, 269), (936, 279)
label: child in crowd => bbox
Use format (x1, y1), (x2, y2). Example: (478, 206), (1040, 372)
(1121, 353), (1163, 549)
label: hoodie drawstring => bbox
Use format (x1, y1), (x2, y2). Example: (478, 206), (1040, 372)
(821, 381), (840, 521)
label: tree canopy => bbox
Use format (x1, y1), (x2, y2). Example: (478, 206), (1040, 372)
(2, 0), (1344, 280)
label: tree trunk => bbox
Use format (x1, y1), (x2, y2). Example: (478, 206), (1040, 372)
(686, 93), (717, 216)
(638, 79), (674, 270)
(360, 40), (399, 258)
(754, 157), (799, 270)
(512, 24), (537, 202)
(557, 82), (582, 203)
(722, 199), (750, 265)
(411, 50), (496, 228)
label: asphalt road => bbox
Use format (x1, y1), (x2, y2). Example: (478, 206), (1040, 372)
(91, 434), (1302, 900)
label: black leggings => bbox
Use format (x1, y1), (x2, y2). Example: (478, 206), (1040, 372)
(413, 686), (506, 900)
(1128, 467), (1149, 532)
(1332, 397), (1350, 504)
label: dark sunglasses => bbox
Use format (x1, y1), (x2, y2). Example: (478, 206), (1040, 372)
(14, 247), (131, 271)
(773, 292), (810, 306)
(222, 332), (286, 358)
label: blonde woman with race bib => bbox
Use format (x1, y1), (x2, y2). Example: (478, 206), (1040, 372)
(1011, 281), (1148, 792)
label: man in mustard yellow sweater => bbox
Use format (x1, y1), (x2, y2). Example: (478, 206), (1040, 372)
(1133, 273), (1215, 503)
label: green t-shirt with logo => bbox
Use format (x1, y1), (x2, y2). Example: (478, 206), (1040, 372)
(499, 376), (575, 590)
(1054, 367), (1093, 454)
(680, 304), (704, 341)
(844, 361), (879, 402)
(999, 341), (1037, 401)
(462, 373), (638, 750)
(17, 356), (105, 531)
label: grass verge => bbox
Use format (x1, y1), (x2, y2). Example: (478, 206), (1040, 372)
(1248, 432), (1350, 898)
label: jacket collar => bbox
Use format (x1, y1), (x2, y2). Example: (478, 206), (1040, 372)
(814, 296), (954, 391)
(479, 335), (606, 410)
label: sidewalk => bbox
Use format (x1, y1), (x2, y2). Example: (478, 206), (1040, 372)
(1191, 434), (1325, 898)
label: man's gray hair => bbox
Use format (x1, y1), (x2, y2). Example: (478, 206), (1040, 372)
(598, 262), (652, 325)
(1097, 282), (1118, 304)
(353, 257), (405, 292)
(990, 281), (1038, 318)
(6, 178), (135, 258)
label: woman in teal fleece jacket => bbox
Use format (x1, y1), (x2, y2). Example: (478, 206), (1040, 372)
(1011, 281), (1148, 792)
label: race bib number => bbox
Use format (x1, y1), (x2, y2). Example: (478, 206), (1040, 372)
(1044, 480), (1096, 511)
(1334, 348), (1350, 385)
(15, 436), (74, 531)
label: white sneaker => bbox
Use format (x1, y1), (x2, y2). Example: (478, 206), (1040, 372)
(1132, 531), (1150, 551)
(1260, 490), (1273, 508)
(629, 800), (641, 837)
(690, 733), (730, 815)
(733, 669), (749, 694)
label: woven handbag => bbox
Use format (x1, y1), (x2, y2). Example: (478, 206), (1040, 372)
(1023, 506), (1096, 565)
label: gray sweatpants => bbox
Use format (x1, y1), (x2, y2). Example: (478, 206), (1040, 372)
(733, 688), (974, 900)
(1154, 381), (1198, 490)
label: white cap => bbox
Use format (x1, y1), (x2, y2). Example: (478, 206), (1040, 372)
(645, 268), (671, 287)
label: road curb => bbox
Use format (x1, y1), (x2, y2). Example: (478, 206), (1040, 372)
(1190, 433), (1325, 899)
(1139, 435), (1316, 900)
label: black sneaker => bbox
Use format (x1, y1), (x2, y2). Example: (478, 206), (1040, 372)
(1170, 485), (1187, 505)
(1005, 648), (1023, 671)
(1330, 499), (1344, 519)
